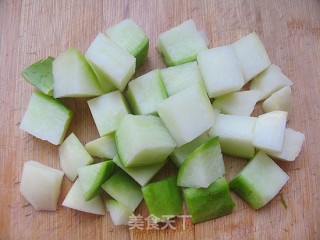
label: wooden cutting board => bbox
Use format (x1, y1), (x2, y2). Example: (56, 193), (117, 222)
(1, 0), (319, 239)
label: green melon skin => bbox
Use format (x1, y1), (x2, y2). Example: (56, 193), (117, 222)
(142, 176), (183, 222)
(21, 56), (54, 96)
(183, 177), (235, 224)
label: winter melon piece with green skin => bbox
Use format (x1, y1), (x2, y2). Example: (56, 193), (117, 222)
(106, 18), (149, 69)
(126, 69), (167, 115)
(59, 133), (94, 181)
(52, 48), (103, 98)
(88, 91), (131, 137)
(209, 114), (257, 159)
(160, 61), (204, 96)
(142, 176), (183, 222)
(21, 56), (54, 96)
(113, 155), (166, 186)
(177, 137), (225, 188)
(85, 134), (117, 159)
(157, 84), (215, 147)
(19, 92), (73, 145)
(212, 90), (260, 116)
(115, 114), (176, 167)
(183, 177), (235, 224)
(229, 151), (289, 209)
(85, 33), (136, 92)
(102, 170), (143, 212)
(233, 32), (271, 83)
(156, 19), (208, 66)
(20, 160), (64, 211)
(78, 160), (115, 201)
(106, 199), (133, 226)
(62, 179), (105, 215)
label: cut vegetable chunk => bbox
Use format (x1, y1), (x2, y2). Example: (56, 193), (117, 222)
(158, 84), (215, 147)
(126, 69), (167, 115)
(183, 177), (235, 224)
(21, 56), (54, 96)
(156, 19), (207, 66)
(106, 199), (133, 226)
(102, 171), (143, 212)
(20, 160), (64, 211)
(212, 90), (260, 116)
(233, 32), (271, 83)
(160, 61), (204, 96)
(78, 160), (115, 201)
(265, 128), (305, 161)
(88, 91), (130, 136)
(170, 131), (211, 168)
(116, 114), (176, 167)
(253, 111), (287, 152)
(209, 114), (257, 159)
(142, 176), (183, 222)
(85, 134), (117, 159)
(106, 18), (149, 68)
(85, 33), (136, 92)
(113, 155), (166, 186)
(177, 137), (225, 188)
(19, 92), (73, 145)
(262, 86), (293, 116)
(52, 48), (103, 98)
(62, 179), (105, 215)
(250, 64), (293, 100)
(59, 133), (94, 181)
(197, 45), (244, 98)
(229, 151), (289, 209)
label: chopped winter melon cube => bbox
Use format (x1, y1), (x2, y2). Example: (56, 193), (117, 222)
(126, 69), (167, 115)
(106, 199), (133, 226)
(52, 48), (103, 98)
(209, 113), (257, 159)
(19, 92), (73, 145)
(160, 61), (204, 96)
(115, 114), (176, 167)
(250, 64), (293, 100)
(21, 56), (54, 96)
(106, 18), (149, 68)
(233, 32), (271, 83)
(212, 90), (260, 116)
(229, 151), (289, 209)
(197, 45), (245, 98)
(85, 134), (117, 159)
(88, 91), (130, 137)
(156, 19), (207, 66)
(253, 111), (287, 152)
(262, 86), (293, 116)
(158, 84), (215, 147)
(59, 133), (94, 181)
(85, 33), (136, 92)
(20, 160), (64, 211)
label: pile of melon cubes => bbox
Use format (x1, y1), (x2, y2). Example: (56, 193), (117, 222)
(19, 19), (305, 226)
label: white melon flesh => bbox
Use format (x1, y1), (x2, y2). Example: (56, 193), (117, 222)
(157, 84), (215, 147)
(62, 179), (105, 215)
(265, 128), (305, 161)
(160, 61), (204, 96)
(88, 91), (130, 136)
(233, 32), (271, 83)
(209, 114), (257, 159)
(262, 86), (293, 116)
(85, 33), (136, 92)
(197, 45), (244, 98)
(212, 90), (260, 116)
(20, 160), (64, 211)
(106, 199), (133, 226)
(250, 64), (293, 100)
(59, 133), (94, 181)
(252, 111), (288, 152)
(52, 48), (103, 98)
(85, 134), (117, 159)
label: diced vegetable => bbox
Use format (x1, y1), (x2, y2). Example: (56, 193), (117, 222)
(106, 199), (133, 226)
(262, 86), (293, 116)
(85, 134), (117, 159)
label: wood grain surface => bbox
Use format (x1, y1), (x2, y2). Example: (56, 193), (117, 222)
(0, 0), (319, 239)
